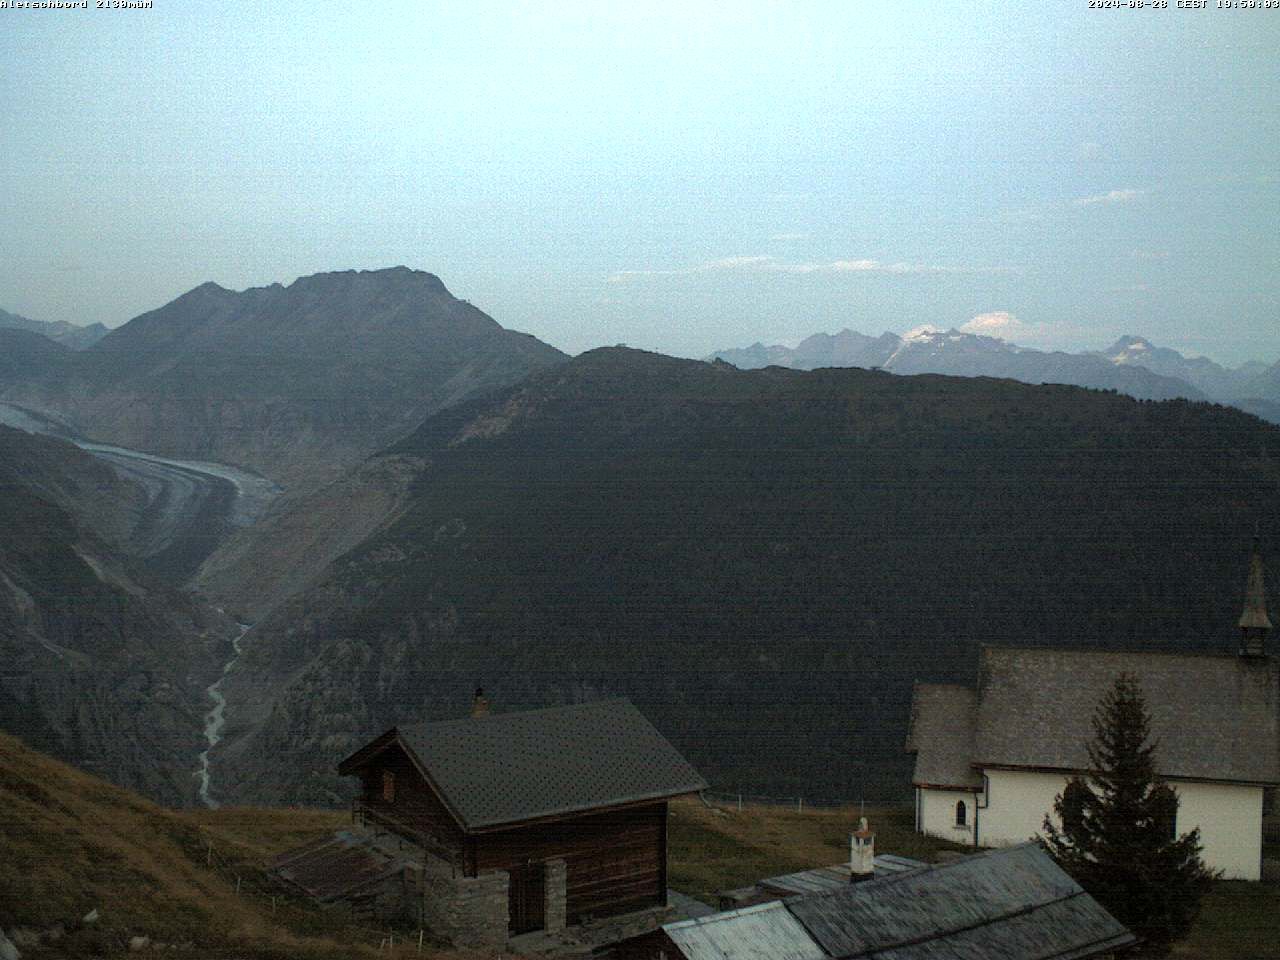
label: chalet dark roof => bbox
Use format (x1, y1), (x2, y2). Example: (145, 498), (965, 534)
(784, 843), (1135, 960)
(905, 683), (982, 790)
(972, 647), (1280, 784)
(347, 698), (707, 830)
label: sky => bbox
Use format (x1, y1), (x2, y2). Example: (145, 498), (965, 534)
(1, 1), (1277, 364)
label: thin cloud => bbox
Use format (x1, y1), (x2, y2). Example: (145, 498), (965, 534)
(768, 233), (808, 242)
(608, 255), (774, 281)
(609, 255), (1003, 283)
(959, 311), (1028, 338)
(1000, 187), (1148, 223)
(1071, 188), (1143, 207)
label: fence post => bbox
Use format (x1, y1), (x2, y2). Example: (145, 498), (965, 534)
(235, 875), (241, 896)
(418, 929), (424, 954)
(206, 841), (212, 866)
(797, 797), (803, 813)
(737, 794), (742, 813)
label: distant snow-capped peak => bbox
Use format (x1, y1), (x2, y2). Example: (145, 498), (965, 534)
(902, 324), (946, 343)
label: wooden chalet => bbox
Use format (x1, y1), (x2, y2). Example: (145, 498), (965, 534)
(337, 697), (707, 937)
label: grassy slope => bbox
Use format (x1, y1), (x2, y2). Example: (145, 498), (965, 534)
(666, 796), (968, 906)
(3, 732), (1273, 958)
(665, 797), (1280, 960)
(0, 732), (495, 959)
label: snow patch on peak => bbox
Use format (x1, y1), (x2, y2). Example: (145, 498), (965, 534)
(903, 324), (944, 343)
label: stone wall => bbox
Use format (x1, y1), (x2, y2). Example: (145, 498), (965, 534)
(544, 859), (567, 934)
(420, 869), (509, 949)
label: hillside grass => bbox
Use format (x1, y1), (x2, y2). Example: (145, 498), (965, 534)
(0, 732), (496, 959)
(4, 734), (1275, 959)
(666, 796), (970, 906)
(667, 796), (1280, 959)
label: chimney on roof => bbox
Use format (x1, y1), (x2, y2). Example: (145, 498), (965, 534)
(850, 817), (875, 883)
(1239, 539), (1272, 658)
(471, 686), (490, 718)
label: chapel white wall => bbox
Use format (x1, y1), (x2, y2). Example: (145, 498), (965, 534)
(971, 769), (1263, 881)
(918, 786), (976, 846)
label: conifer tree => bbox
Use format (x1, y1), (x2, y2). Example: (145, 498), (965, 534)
(1041, 673), (1217, 956)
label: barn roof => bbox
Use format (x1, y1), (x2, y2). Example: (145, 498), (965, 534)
(904, 683), (983, 790)
(268, 831), (406, 904)
(972, 647), (1280, 784)
(784, 843), (1135, 960)
(342, 698), (707, 830)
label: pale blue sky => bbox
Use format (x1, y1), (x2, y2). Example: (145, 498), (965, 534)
(2, 1), (1276, 363)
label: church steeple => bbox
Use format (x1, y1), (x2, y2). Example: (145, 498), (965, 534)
(1239, 539), (1272, 657)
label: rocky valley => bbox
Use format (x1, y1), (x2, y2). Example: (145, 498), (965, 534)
(3, 269), (1279, 813)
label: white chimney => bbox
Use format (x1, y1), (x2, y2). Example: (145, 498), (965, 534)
(850, 817), (874, 883)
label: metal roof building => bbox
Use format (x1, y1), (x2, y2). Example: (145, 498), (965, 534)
(785, 843), (1135, 959)
(619, 844), (1135, 960)
(662, 902), (828, 960)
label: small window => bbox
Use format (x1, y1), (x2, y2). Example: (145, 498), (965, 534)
(955, 800), (967, 827)
(382, 770), (396, 803)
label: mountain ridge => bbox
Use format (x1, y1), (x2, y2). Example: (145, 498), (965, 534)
(0, 306), (108, 350)
(0, 267), (569, 490)
(708, 327), (1278, 420)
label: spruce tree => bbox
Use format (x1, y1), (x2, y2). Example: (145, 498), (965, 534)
(1040, 673), (1217, 956)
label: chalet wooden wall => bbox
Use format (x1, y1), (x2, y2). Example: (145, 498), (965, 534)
(470, 803), (667, 923)
(360, 749), (465, 853)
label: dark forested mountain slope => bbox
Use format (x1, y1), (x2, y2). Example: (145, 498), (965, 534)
(0, 425), (230, 804)
(215, 349), (1280, 805)
(0, 268), (568, 489)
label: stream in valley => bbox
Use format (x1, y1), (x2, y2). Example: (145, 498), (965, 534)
(0, 401), (280, 808)
(194, 621), (253, 808)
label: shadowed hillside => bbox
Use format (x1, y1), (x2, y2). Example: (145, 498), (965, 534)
(0, 426), (232, 804)
(212, 349), (1280, 806)
(0, 731), (460, 958)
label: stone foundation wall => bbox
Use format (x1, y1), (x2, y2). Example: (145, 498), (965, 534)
(544, 859), (567, 934)
(420, 869), (509, 949)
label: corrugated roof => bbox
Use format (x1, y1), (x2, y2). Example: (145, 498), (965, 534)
(906, 684), (983, 789)
(784, 843), (1135, 960)
(664, 901), (827, 960)
(393, 698), (708, 830)
(758, 858), (927, 898)
(973, 647), (1280, 784)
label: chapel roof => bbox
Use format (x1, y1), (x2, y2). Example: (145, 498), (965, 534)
(910, 646), (1280, 785)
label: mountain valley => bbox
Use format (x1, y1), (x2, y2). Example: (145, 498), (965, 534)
(3, 271), (1279, 814)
